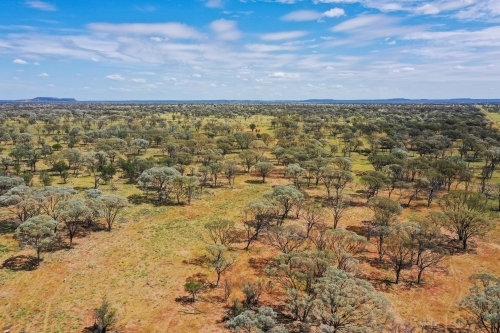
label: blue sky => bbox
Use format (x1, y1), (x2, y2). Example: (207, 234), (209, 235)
(1, 0), (499, 100)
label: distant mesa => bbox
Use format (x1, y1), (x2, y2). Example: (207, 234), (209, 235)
(27, 97), (77, 102)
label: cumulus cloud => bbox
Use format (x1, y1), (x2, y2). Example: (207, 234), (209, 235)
(25, 1), (57, 11)
(260, 31), (307, 41)
(106, 74), (125, 81)
(37, 73), (49, 77)
(323, 8), (345, 17)
(210, 19), (242, 40)
(88, 22), (202, 39)
(131, 78), (147, 83)
(13, 59), (28, 65)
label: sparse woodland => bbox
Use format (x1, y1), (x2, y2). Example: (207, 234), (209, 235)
(1, 102), (500, 332)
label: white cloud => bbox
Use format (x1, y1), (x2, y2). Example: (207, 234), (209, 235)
(106, 74), (125, 81)
(245, 44), (299, 52)
(332, 15), (390, 32)
(193, 74), (201, 77)
(131, 78), (147, 83)
(402, 67), (415, 71)
(282, 10), (323, 21)
(260, 31), (307, 41)
(150, 37), (163, 42)
(13, 59), (28, 65)
(415, 4), (440, 15)
(268, 72), (299, 78)
(88, 22), (202, 39)
(206, 0), (223, 8)
(282, 8), (344, 21)
(25, 1), (57, 11)
(210, 19), (242, 40)
(37, 73), (49, 77)
(323, 8), (345, 18)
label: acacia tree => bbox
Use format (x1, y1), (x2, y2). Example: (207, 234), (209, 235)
(329, 194), (352, 229)
(92, 299), (118, 333)
(265, 185), (304, 225)
(301, 203), (326, 237)
(16, 215), (57, 265)
(267, 225), (307, 254)
(206, 244), (235, 286)
(459, 274), (500, 333)
(55, 198), (93, 248)
(242, 199), (277, 250)
(314, 267), (392, 333)
(255, 161), (275, 183)
(137, 166), (181, 202)
(98, 194), (130, 231)
(0, 185), (39, 222)
(437, 191), (492, 250)
(384, 223), (416, 284)
(368, 197), (402, 261)
(33, 186), (77, 222)
(204, 219), (237, 247)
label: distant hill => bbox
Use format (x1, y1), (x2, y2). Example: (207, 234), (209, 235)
(27, 97), (77, 102)
(0, 97), (78, 103)
(0, 97), (499, 104)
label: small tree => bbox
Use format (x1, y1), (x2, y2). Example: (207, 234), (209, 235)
(16, 215), (57, 265)
(314, 267), (392, 332)
(255, 161), (275, 183)
(459, 274), (500, 333)
(92, 299), (118, 333)
(301, 203), (326, 237)
(184, 281), (204, 302)
(265, 185), (304, 225)
(329, 194), (352, 229)
(204, 219), (237, 247)
(55, 198), (93, 248)
(384, 223), (416, 284)
(242, 199), (277, 250)
(206, 244), (235, 286)
(438, 191), (492, 250)
(368, 197), (402, 260)
(98, 194), (130, 232)
(267, 225), (307, 254)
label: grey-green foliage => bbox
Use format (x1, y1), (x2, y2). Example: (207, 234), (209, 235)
(0, 176), (24, 195)
(437, 190), (493, 250)
(98, 194), (129, 231)
(0, 185), (39, 222)
(206, 244), (235, 286)
(227, 306), (288, 333)
(16, 215), (57, 265)
(264, 185), (304, 225)
(55, 198), (93, 248)
(314, 267), (392, 333)
(137, 166), (181, 201)
(459, 274), (500, 333)
(33, 186), (77, 221)
(255, 161), (275, 183)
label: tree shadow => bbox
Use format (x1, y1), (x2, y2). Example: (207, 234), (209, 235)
(2, 255), (39, 271)
(0, 221), (18, 234)
(245, 179), (265, 184)
(127, 193), (177, 206)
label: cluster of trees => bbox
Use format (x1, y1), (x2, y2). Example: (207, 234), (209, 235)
(0, 176), (129, 263)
